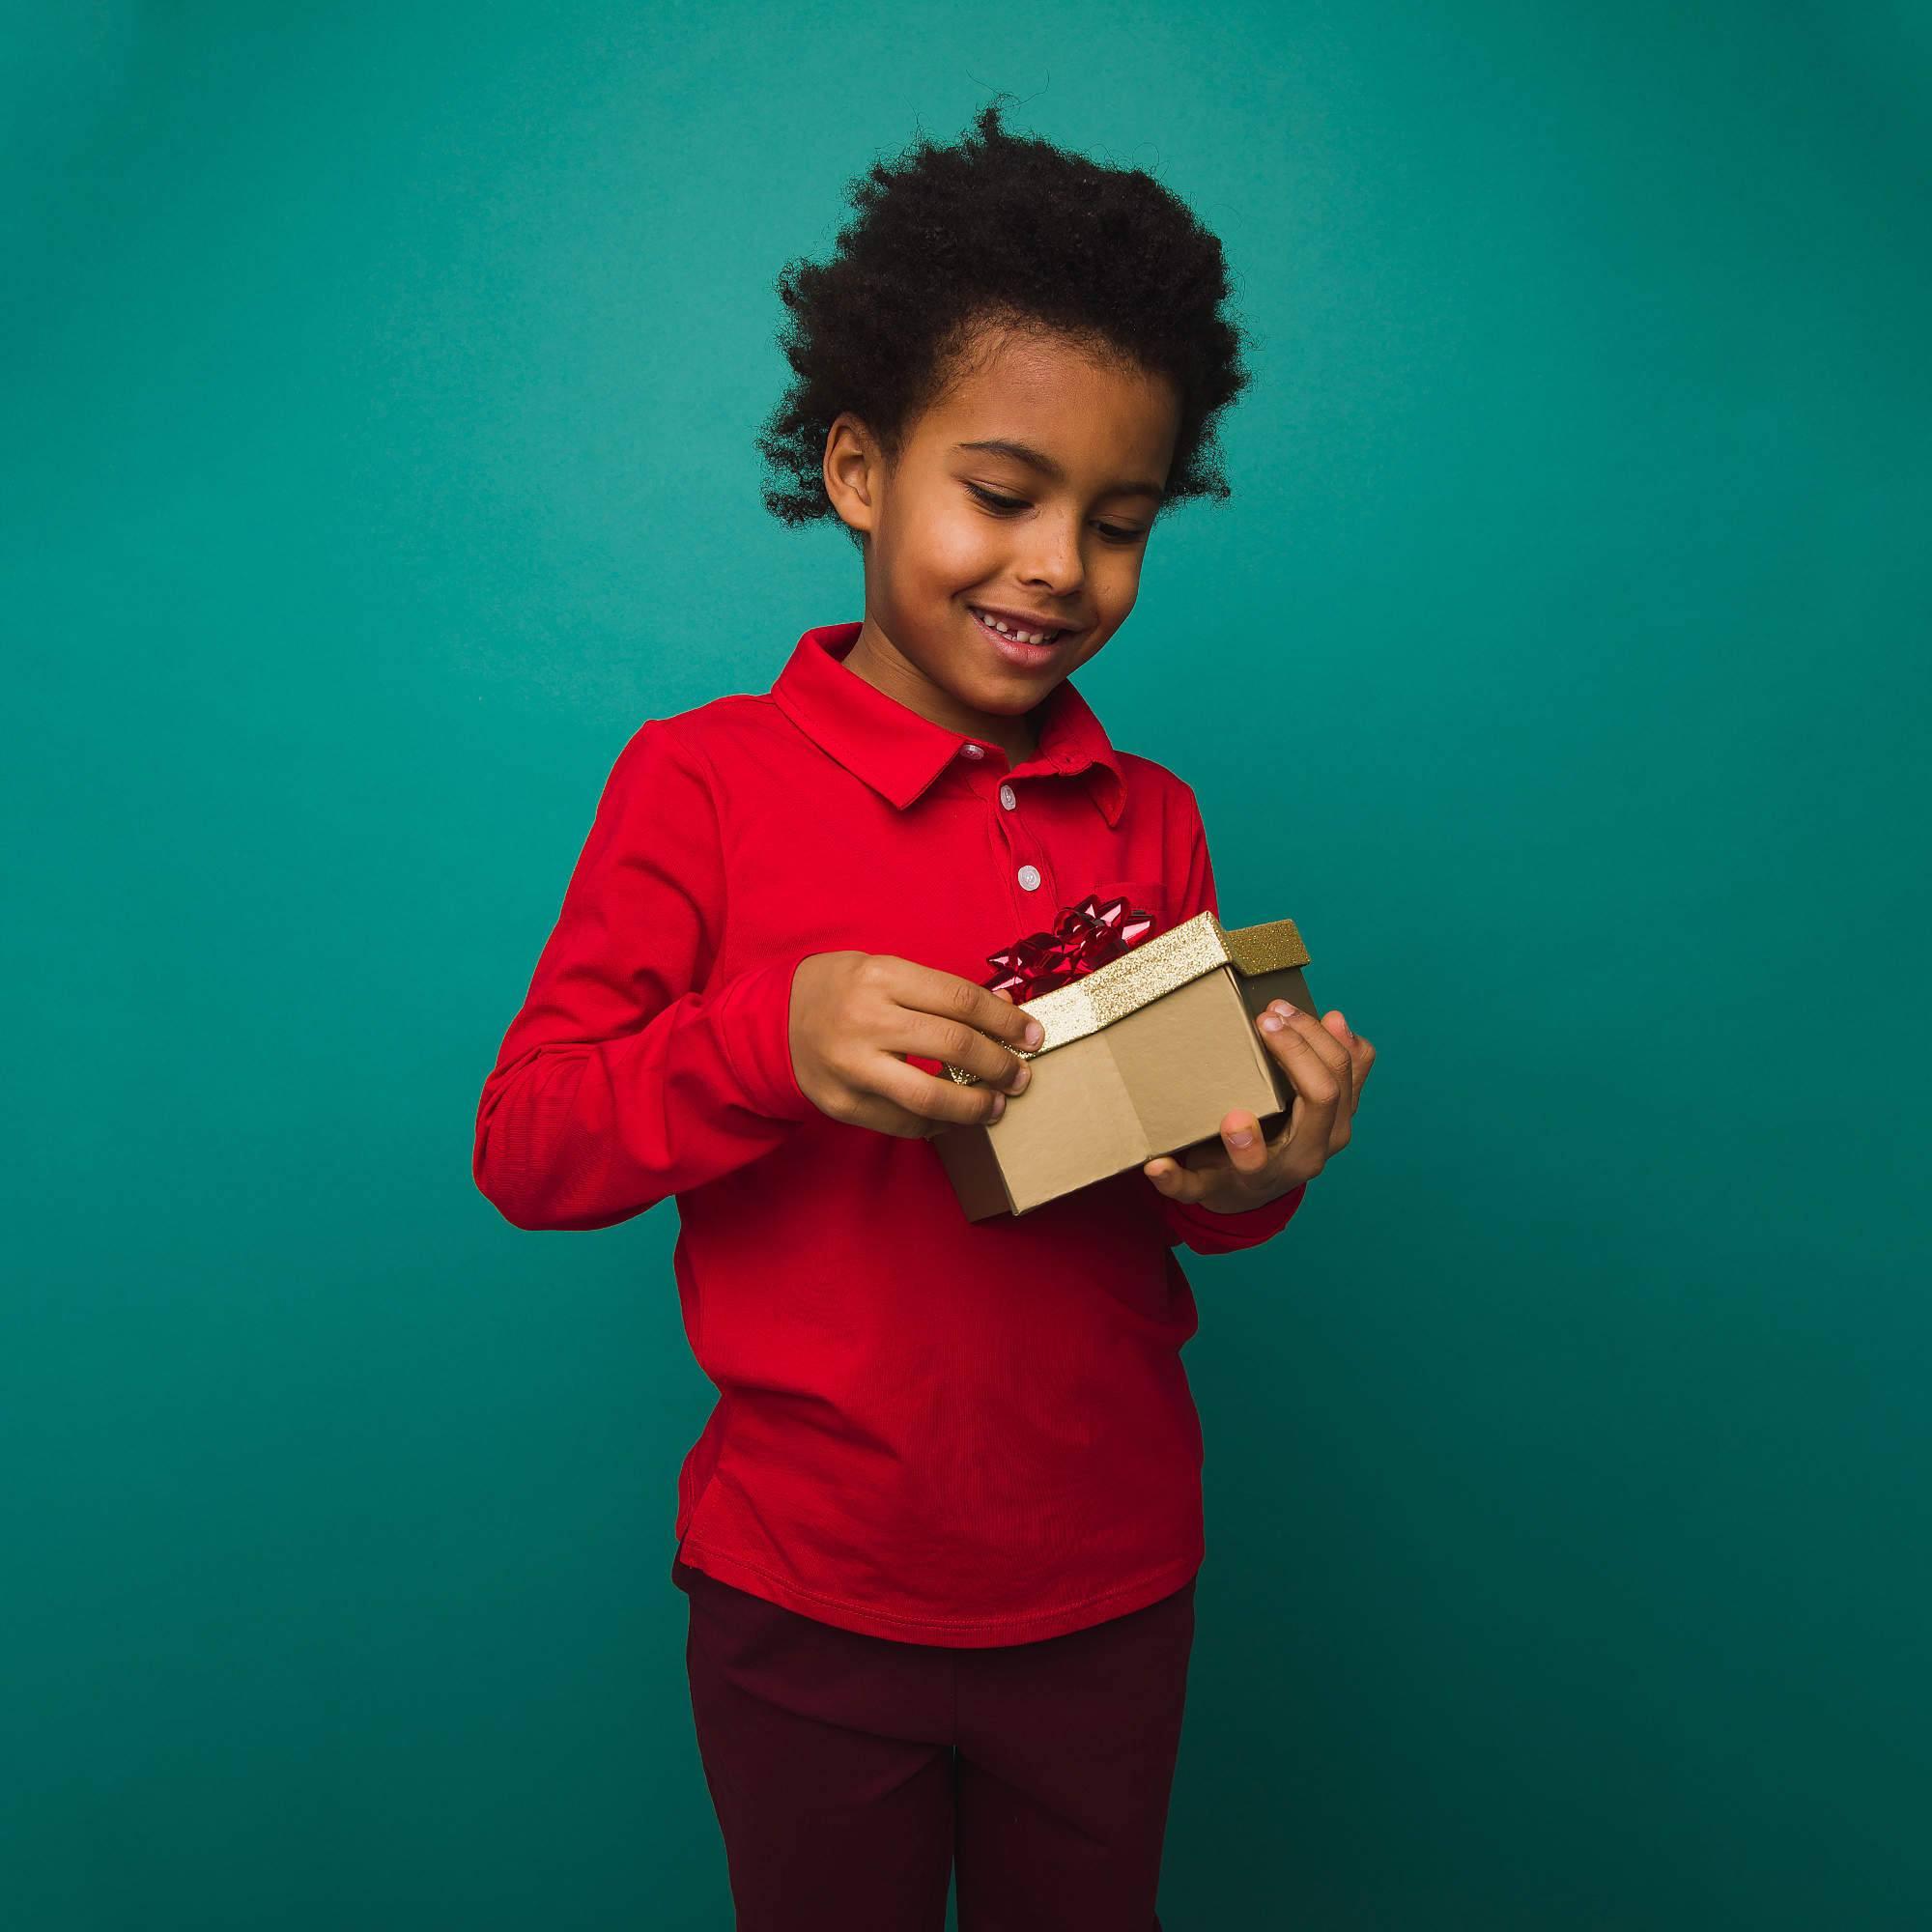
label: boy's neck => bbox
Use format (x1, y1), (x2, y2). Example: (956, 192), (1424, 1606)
(841, 620), (1043, 768)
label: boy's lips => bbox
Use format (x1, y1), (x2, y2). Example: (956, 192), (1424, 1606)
(966, 603), (1082, 666)
(967, 601), (1080, 641)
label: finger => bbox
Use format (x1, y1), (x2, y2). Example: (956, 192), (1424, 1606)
(1331, 1010), (1377, 1095)
(1143, 1151), (1213, 1202)
(891, 956), (1046, 1058)
(1269, 1001), (1352, 1085)
(1256, 1002), (1346, 1156)
(858, 1051), (1014, 1137)
(1144, 1136), (1235, 1203)
(1215, 1108), (1274, 1181)
(1259, 1002), (1349, 1107)
(840, 1087), (986, 1141)
(896, 1004), (1036, 1094)
(1321, 1010), (1363, 1079)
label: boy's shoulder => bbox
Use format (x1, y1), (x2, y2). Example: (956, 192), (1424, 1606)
(1105, 745), (1207, 835)
(607, 689), (796, 777)
(1111, 745), (1197, 804)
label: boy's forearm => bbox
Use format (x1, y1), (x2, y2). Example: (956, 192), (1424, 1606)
(474, 950), (816, 1231)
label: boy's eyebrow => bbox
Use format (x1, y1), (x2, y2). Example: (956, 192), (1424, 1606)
(952, 439), (1167, 503)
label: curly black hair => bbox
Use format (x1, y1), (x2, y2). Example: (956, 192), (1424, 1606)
(756, 99), (1255, 545)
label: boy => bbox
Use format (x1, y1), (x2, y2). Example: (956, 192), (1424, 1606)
(474, 101), (1372, 1931)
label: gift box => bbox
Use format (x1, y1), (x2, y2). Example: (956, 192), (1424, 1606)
(929, 892), (1317, 1220)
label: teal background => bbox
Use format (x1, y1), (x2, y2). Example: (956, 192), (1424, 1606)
(6, 3), (1928, 1926)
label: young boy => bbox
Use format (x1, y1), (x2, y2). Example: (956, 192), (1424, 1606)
(474, 101), (1372, 1931)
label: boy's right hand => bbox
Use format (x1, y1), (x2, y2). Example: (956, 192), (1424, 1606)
(787, 952), (1043, 1139)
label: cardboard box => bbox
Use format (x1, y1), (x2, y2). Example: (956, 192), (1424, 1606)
(931, 909), (1316, 1220)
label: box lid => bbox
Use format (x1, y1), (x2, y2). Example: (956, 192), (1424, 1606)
(945, 910), (1309, 1087)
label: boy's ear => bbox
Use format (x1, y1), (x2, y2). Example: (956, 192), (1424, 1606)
(823, 411), (880, 540)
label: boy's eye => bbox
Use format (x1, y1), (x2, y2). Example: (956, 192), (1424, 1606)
(966, 483), (1029, 514)
(965, 482), (1148, 546)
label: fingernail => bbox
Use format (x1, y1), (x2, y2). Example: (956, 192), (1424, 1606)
(1009, 1060), (1030, 1092)
(1261, 1014), (1285, 1033)
(990, 1092), (1006, 1117)
(1024, 1020), (1043, 1046)
(1229, 1127), (1255, 1147)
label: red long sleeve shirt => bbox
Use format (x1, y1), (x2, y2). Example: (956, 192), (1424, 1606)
(473, 620), (1306, 1646)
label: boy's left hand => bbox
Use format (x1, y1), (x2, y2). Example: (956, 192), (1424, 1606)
(1143, 1005), (1374, 1211)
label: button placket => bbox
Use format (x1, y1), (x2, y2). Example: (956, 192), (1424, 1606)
(989, 776), (1052, 906)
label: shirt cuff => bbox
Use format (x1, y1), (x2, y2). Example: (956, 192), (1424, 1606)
(712, 946), (819, 1124)
(1160, 1179), (1308, 1255)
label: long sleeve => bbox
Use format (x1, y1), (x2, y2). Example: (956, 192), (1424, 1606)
(1144, 782), (1308, 1256)
(473, 719), (820, 1232)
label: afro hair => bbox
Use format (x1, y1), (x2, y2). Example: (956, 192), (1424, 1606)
(756, 99), (1255, 546)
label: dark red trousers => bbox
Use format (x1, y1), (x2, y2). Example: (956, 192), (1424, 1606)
(672, 1550), (1197, 1930)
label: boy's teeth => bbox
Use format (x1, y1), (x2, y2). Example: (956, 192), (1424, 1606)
(976, 608), (1054, 645)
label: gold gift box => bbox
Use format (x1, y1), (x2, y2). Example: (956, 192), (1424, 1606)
(930, 910), (1316, 1220)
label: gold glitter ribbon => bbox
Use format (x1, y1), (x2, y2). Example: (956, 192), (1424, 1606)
(945, 911), (1310, 1086)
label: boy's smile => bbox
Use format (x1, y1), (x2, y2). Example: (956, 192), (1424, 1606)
(822, 322), (1181, 766)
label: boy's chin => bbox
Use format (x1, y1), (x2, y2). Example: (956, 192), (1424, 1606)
(946, 664), (1059, 711)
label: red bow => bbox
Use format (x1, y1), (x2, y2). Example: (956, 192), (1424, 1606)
(981, 892), (1157, 1002)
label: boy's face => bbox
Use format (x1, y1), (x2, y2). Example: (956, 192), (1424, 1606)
(824, 322), (1181, 753)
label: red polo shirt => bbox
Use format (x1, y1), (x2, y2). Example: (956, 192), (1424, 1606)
(473, 620), (1306, 1646)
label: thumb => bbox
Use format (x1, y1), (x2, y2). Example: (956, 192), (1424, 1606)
(1220, 1112), (1268, 1177)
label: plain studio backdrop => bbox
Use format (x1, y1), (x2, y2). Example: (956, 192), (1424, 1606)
(5, 4), (1928, 1927)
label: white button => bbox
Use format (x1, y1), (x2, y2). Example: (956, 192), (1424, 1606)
(999, 783), (1016, 810)
(1016, 864), (1041, 891)
(959, 742), (984, 759)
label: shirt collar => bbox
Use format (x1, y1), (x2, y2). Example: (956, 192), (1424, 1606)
(771, 621), (1127, 827)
